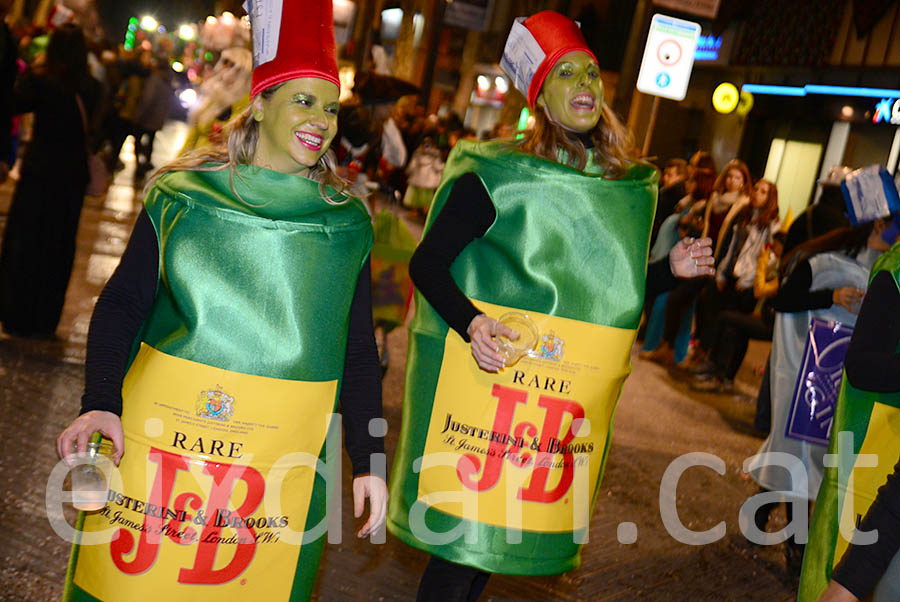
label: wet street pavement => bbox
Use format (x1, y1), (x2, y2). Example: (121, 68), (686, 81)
(0, 125), (798, 601)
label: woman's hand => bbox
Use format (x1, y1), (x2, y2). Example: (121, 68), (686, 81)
(466, 314), (519, 373)
(56, 410), (124, 465)
(832, 287), (864, 314)
(669, 237), (715, 279)
(353, 474), (388, 538)
(815, 580), (858, 602)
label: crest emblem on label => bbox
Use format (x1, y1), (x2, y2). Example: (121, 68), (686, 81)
(538, 332), (564, 361)
(196, 385), (235, 421)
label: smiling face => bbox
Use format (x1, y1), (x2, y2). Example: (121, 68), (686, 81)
(536, 51), (603, 133)
(252, 77), (340, 177)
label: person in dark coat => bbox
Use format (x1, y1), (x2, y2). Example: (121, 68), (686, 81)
(0, 24), (100, 338)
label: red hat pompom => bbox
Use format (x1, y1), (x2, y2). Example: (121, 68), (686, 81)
(248, 0), (340, 97)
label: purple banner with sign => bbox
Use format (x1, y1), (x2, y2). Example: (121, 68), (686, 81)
(785, 318), (854, 446)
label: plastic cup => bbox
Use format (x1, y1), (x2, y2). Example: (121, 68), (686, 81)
(495, 312), (539, 366)
(70, 440), (113, 511)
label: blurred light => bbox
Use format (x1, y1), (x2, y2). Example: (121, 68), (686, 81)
(204, 51), (214, 62)
(128, 16), (138, 25)
(241, 15), (250, 28)
(841, 105), (854, 119)
(206, 16), (217, 25)
(178, 88), (198, 107)
(221, 11), (235, 24)
(495, 76), (508, 94)
(139, 15), (158, 31)
(807, 85), (900, 98)
(127, 23), (136, 32)
(742, 83), (900, 99)
(186, 68), (197, 82)
(178, 24), (195, 40)
(476, 75), (490, 91)
(171, 61), (184, 73)
(157, 25), (166, 34)
(338, 65), (356, 102)
(140, 40), (152, 51)
(712, 82), (739, 114)
(381, 8), (402, 39)
(741, 84), (806, 97)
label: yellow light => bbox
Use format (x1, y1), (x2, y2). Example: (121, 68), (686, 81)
(205, 15), (217, 26)
(736, 90), (754, 116)
(139, 15), (158, 32)
(178, 24), (195, 40)
(172, 61), (184, 73)
(476, 75), (490, 91)
(712, 82), (739, 114)
(841, 105), (854, 119)
(221, 11), (235, 24)
(495, 76), (508, 93)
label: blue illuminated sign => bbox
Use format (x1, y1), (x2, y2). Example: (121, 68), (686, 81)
(873, 98), (900, 124)
(694, 34), (722, 61)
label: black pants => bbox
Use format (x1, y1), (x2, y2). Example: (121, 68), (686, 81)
(696, 284), (757, 352)
(754, 355), (772, 433)
(662, 278), (706, 345)
(708, 310), (773, 380)
(416, 556), (491, 602)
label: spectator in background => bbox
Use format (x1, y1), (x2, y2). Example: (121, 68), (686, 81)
(0, 24), (100, 338)
(0, 0), (16, 182)
(704, 158), (753, 257)
(650, 157), (688, 245)
(133, 56), (173, 177)
(691, 231), (785, 393)
(181, 47), (252, 152)
(690, 178), (782, 374)
(103, 48), (151, 171)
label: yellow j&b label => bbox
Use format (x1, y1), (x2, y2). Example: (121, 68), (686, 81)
(833, 401), (900, 566)
(418, 300), (635, 532)
(74, 344), (337, 601)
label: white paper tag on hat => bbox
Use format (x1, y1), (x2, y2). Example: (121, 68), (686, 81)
(500, 18), (546, 99)
(244, 0), (282, 67)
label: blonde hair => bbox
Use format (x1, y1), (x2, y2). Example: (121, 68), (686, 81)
(517, 102), (638, 179)
(146, 84), (352, 205)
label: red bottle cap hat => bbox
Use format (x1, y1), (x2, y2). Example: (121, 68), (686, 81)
(500, 10), (597, 107)
(247, 0), (340, 97)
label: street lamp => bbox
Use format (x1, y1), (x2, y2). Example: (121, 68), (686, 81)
(139, 15), (158, 32)
(178, 24), (196, 41)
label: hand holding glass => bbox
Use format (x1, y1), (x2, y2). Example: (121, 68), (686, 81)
(70, 440), (113, 511)
(495, 312), (539, 366)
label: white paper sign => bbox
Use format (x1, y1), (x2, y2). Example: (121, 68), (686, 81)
(636, 14), (701, 101)
(244, 0), (282, 67)
(499, 18), (546, 99)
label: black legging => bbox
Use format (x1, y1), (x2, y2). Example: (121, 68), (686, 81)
(416, 556), (491, 602)
(706, 309), (773, 380)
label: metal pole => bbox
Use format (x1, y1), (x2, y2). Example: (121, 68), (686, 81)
(642, 95), (661, 157)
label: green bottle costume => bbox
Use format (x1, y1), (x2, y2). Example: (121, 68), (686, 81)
(387, 140), (657, 575)
(800, 242), (900, 601)
(64, 165), (372, 602)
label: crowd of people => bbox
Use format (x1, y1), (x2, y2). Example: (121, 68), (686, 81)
(1, 2), (899, 602)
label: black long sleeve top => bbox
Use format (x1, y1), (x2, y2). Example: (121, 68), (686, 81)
(409, 167), (677, 341)
(81, 210), (383, 475)
(830, 270), (900, 598)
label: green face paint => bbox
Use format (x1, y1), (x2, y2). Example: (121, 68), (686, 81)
(537, 51), (603, 133)
(253, 77), (340, 177)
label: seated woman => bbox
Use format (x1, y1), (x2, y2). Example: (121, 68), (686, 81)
(689, 178), (782, 381)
